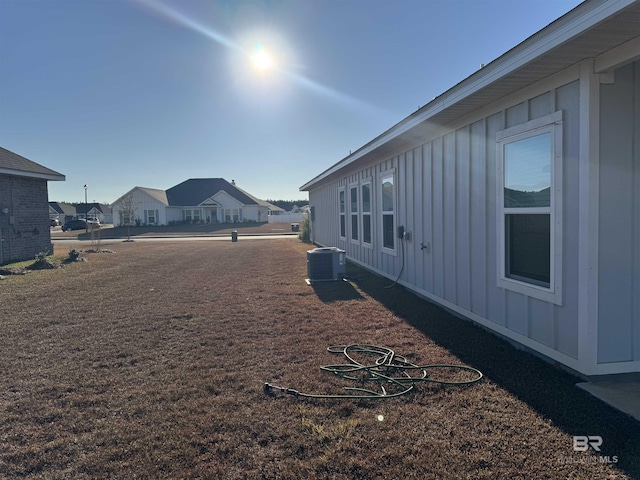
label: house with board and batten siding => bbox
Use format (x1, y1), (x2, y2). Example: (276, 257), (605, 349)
(300, 0), (640, 378)
(112, 179), (279, 226)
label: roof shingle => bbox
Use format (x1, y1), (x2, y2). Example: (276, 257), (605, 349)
(0, 146), (65, 180)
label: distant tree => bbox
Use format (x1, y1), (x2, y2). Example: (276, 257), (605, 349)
(117, 192), (139, 241)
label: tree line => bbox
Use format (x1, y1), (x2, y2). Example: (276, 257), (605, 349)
(266, 199), (309, 211)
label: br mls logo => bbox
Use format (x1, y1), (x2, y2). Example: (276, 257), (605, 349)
(573, 435), (603, 452)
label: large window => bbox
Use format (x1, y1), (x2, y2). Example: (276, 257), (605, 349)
(339, 188), (346, 239)
(350, 186), (359, 242)
(381, 172), (395, 252)
(361, 182), (372, 245)
(497, 111), (562, 304)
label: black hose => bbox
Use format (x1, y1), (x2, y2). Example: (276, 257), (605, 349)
(384, 236), (405, 289)
(265, 344), (483, 400)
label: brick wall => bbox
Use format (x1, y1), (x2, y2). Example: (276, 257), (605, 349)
(0, 174), (53, 265)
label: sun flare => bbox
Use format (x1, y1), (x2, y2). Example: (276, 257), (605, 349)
(251, 44), (274, 72)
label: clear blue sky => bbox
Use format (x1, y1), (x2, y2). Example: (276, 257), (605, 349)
(0, 0), (582, 204)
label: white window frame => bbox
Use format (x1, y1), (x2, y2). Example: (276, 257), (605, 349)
(349, 183), (359, 244)
(361, 179), (373, 248)
(496, 111), (563, 305)
(379, 169), (397, 256)
(145, 209), (157, 225)
(338, 187), (346, 240)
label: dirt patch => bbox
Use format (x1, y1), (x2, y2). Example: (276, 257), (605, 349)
(0, 239), (637, 479)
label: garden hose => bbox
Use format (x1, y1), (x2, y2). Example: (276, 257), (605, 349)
(264, 344), (483, 400)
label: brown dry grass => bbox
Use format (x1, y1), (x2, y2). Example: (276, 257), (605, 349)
(1, 239), (638, 479)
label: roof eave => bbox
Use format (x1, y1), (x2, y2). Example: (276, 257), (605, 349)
(0, 167), (65, 182)
(300, 0), (638, 192)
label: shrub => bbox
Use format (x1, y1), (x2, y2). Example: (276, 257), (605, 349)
(299, 215), (311, 243)
(68, 249), (80, 261)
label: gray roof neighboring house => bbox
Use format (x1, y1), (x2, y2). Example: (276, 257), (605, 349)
(111, 187), (168, 206)
(77, 202), (112, 216)
(49, 201), (77, 216)
(113, 179), (280, 212)
(166, 178), (276, 208)
(0, 146), (65, 181)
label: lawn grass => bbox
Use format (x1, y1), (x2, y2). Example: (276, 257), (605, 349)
(0, 238), (638, 479)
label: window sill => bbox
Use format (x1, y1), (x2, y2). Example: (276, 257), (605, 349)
(498, 277), (562, 306)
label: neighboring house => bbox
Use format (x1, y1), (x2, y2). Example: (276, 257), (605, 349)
(112, 179), (279, 226)
(0, 147), (65, 265)
(49, 202), (113, 224)
(301, 0), (640, 378)
(75, 202), (113, 224)
(49, 201), (76, 223)
(112, 187), (168, 226)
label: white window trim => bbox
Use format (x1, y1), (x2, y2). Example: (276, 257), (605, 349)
(496, 110), (563, 305)
(338, 186), (346, 241)
(349, 183), (360, 245)
(379, 169), (397, 256)
(361, 178), (373, 249)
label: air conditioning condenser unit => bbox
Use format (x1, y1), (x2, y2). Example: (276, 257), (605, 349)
(306, 247), (346, 283)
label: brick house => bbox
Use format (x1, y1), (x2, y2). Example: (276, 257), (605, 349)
(0, 147), (65, 265)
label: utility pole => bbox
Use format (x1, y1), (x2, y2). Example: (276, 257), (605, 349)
(84, 184), (88, 233)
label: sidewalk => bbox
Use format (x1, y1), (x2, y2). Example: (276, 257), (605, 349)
(50, 221), (300, 240)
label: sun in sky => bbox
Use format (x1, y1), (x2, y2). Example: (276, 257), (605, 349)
(250, 44), (273, 72)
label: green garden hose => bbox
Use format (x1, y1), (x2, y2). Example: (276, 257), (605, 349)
(264, 344), (483, 400)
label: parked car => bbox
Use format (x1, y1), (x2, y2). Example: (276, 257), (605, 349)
(62, 219), (92, 231)
(50, 219), (60, 227)
(86, 218), (101, 228)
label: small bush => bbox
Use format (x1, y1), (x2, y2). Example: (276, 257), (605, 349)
(68, 249), (80, 261)
(299, 215), (311, 243)
(27, 251), (58, 270)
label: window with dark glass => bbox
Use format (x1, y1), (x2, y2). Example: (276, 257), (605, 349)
(339, 189), (346, 238)
(350, 186), (358, 241)
(362, 183), (371, 245)
(381, 175), (394, 250)
(503, 132), (551, 287)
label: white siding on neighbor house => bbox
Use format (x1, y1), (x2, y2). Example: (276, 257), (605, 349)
(113, 189), (168, 226)
(598, 59), (640, 365)
(166, 207), (184, 224)
(309, 73), (583, 369)
(242, 205), (269, 222)
(267, 212), (306, 224)
(211, 191), (243, 222)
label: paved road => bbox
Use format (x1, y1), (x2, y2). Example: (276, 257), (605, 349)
(52, 234), (298, 243)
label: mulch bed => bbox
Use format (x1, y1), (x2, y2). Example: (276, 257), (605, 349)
(0, 239), (638, 479)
